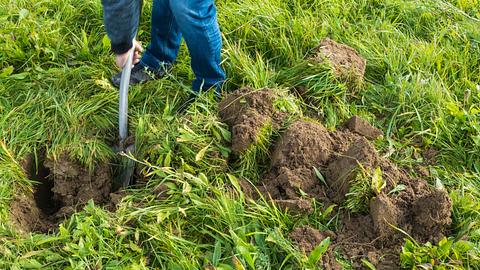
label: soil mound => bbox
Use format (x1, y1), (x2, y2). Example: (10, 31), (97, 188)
(10, 153), (112, 233)
(271, 121), (333, 170)
(262, 120), (333, 210)
(326, 137), (379, 202)
(312, 38), (366, 83)
(217, 93), (454, 268)
(218, 87), (276, 154)
(338, 184), (451, 269)
(324, 131), (451, 268)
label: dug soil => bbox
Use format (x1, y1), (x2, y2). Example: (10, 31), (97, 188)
(311, 38), (366, 86)
(10, 153), (112, 233)
(220, 88), (453, 269)
(218, 87), (286, 155)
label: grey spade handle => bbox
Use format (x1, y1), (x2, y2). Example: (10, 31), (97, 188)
(118, 43), (135, 143)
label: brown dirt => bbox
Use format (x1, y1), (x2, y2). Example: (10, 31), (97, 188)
(270, 121), (333, 170)
(336, 214), (401, 269)
(411, 189), (452, 242)
(262, 120), (333, 203)
(369, 194), (400, 239)
(218, 87), (276, 155)
(328, 127), (364, 154)
(326, 137), (379, 202)
(337, 182), (452, 269)
(324, 131), (451, 268)
(289, 226), (342, 270)
(344, 116), (383, 140)
(44, 154), (111, 216)
(9, 193), (53, 233)
(218, 90), (453, 268)
(10, 153), (113, 233)
(311, 38), (366, 85)
(289, 225), (329, 254)
(274, 199), (313, 214)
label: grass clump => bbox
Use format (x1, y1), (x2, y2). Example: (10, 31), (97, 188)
(235, 121), (276, 183)
(343, 166), (385, 214)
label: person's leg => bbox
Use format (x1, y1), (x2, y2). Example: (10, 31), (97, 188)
(169, 0), (226, 93)
(140, 0), (182, 71)
(112, 0), (183, 87)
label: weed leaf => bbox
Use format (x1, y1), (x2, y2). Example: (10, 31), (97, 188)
(195, 143), (210, 161)
(213, 240), (222, 266)
(307, 237), (330, 266)
(361, 259), (377, 270)
(314, 167), (327, 186)
(371, 167), (385, 195)
(388, 184), (407, 195)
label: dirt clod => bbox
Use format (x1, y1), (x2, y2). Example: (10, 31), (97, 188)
(344, 116), (383, 140)
(326, 137), (378, 202)
(370, 194), (400, 239)
(289, 226), (326, 254)
(312, 38), (366, 84)
(263, 120), (333, 203)
(218, 88), (453, 268)
(271, 121), (333, 170)
(411, 188), (452, 242)
(219, 87), (276, 154)
(231, 110), (270, 154)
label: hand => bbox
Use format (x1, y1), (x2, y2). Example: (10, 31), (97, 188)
(115, 40), (143, 68)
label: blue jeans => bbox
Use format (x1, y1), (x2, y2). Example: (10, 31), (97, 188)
(140, 0), (226, 93)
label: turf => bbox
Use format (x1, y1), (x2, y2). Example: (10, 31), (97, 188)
(0, 0), (479, 269)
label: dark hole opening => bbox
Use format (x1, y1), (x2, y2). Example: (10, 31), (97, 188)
(25, 156), (63, 215)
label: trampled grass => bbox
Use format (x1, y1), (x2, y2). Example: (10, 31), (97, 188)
(1, 0), (479, 269)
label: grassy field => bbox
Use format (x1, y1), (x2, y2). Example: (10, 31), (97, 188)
(1, 0), (480, 269)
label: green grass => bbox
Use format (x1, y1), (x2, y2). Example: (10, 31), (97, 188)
(1, 0), (480, 268)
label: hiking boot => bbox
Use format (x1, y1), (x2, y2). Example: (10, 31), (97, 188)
(111, 62), (171, 88)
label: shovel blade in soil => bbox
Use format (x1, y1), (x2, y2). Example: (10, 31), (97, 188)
(114, 144), (136, 190)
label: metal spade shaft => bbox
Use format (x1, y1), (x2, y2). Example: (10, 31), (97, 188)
(115, 45), (136, 189)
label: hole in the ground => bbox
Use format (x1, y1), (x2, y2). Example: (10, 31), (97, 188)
(12, 152), (117, 233)
(24, 154), (63, 216)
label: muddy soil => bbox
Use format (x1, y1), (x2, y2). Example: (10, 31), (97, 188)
(311, 38), (366, 84)
(219, 89), (452, 268)
(10, 153), (112, 233)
